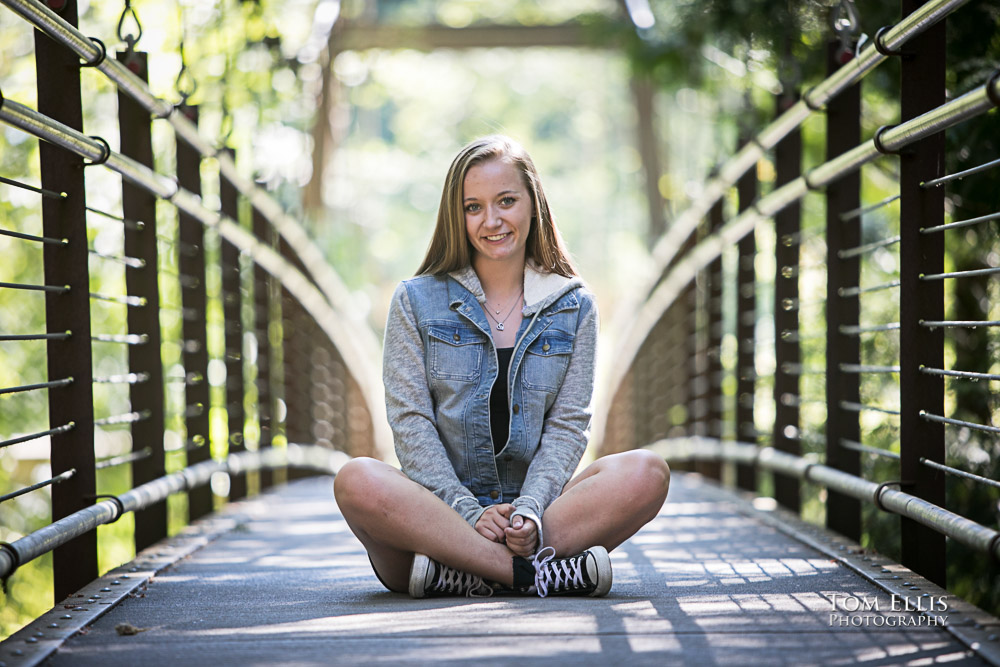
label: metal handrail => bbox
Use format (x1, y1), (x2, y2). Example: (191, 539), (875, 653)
(0, 0), (365, 340)
(645, 437), (1000, 559)
(639, 0), (971, 295)
(605, 72), (1000, 405)
(0, 94), (391, 455)
(0, 444), (349, 581)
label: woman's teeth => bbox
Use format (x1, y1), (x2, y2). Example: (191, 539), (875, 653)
(486, 233), (508, 241)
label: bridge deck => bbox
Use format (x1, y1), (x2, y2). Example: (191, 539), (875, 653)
(41, 474), (988, 666)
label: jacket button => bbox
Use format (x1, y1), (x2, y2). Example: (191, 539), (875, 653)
(512, 404), (520, 414)
(490, 490), (499, 500)
(542, 343), (550, 352)
(453, 333), (460, 342)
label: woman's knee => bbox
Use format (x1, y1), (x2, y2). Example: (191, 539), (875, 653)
(333, 457), (390, 515)
(618, 450), (670, 506)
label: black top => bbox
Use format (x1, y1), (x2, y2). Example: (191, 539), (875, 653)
(490, 347), (514, 455)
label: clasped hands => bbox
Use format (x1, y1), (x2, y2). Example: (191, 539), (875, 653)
(474, 503), (538, 557)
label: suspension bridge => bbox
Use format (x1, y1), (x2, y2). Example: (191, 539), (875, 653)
(2, 0), (1000, 663)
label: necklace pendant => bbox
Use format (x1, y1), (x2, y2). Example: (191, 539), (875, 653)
(496, 323), (504, 331)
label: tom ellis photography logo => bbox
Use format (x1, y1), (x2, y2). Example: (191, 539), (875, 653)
(828, 593), (949, 627)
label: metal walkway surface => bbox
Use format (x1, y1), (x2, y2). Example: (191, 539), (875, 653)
(28, 473), (998, 666)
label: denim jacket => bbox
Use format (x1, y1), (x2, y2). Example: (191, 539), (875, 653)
(383, 261), (598, 547)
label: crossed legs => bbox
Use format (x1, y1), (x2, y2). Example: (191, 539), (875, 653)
(333, 450), (670, 593)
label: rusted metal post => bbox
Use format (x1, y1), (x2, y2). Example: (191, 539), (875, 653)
(252, 207), (274, 489)
(35, 0), (97, 600)
(772, 93), (803, 512)
(219, 151), (247, 500)
(176, 105), (212, 519)
(898, 0), (946, 586)
(824, 42), (862, 541)
(705, 218), (724, 480)
(695, 211), (720, 480)
(280, 237), (313, 479)
(118, 51), (167, 549)
(736, 140), (758, 491)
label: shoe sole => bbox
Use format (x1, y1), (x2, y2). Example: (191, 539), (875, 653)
(409, 553), (432, 598)
(587, 545), (613, 597)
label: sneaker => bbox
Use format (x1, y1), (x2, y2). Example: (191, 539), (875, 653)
(531, 545), (612, 598)
(409, 553), (494, 598)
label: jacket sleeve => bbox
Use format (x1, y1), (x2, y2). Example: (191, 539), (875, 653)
(511, 289), (598, 547)
(383, 282), (486, 528)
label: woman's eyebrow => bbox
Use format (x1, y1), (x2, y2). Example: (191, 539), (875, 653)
(464, 189), (518, 202)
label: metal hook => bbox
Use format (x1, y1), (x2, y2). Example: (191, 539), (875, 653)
(117, 0), (142, 53)
(832, 0), (861, 63)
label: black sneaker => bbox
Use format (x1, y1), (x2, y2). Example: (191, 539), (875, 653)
(531, 545), (612, 597)
(408, 554), (494, 598)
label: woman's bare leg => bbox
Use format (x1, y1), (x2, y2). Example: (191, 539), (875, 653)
(542, 450), (670, 557)
(333, 457), (518, 592)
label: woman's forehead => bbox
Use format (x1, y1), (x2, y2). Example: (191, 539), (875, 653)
(463, 159), (525, 193)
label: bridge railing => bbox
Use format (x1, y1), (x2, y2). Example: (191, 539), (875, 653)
(600, 0), (999, 598)
(0, 0), (383, 630)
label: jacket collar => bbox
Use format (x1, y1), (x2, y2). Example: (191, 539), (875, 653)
(447, 260), (583, 316)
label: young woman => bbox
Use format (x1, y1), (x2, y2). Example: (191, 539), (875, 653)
(334, 135), (669, 598)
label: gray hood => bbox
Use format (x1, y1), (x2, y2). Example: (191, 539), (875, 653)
(448, 260), (585, 316)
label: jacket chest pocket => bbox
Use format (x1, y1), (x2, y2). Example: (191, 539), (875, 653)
(427, 326), (484, 382)
(522, 332), (573, 393)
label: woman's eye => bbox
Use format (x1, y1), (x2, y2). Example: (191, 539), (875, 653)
(500, 196), (516, 206)
(465, 203), (481, 213)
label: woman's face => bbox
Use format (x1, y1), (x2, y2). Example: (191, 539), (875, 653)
(463, 159), (532, 268)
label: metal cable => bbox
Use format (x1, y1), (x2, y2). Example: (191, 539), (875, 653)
(89, 292), (146, 307)
(0, 469), (75, 504)
(0, 228), (67, 245)
(839, 438), (901, 460)
(921, 266), (1000, 280)
(839, 194), (900, 222)
(85, 205), (144, 231)
(92, 372), (150, 385)
(0, 282), (71, 294)
(0, 174), (64, 199)
(920, 458), (1000, 490)
(841, 400), (900, 416)
(839, 364), (900, 374)
(0, 377), (73, 396)
(920, 411), (1000, 434)
(94, 409), (151, 427)
(922, 156), (1000, 188)
(95, 447), (152, 471)
(838, 280), (901, 297)
(0, 332), (71, 342)
(0, 422), (75, 450)
(91, 333), (148, 344)
(920, 210), (1000, 234)
(839, 323), (901, 334)
(88, 249), (146, 269)
(920, 319), (1000, 328)
(837, 235), (901, 259)
(920, 366), (1000, 382)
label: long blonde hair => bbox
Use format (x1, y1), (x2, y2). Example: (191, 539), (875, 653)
(416, 135), (576, 277)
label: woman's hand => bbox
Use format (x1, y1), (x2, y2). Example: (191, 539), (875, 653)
(504, 515), (538, 557)
(475, 504), (513, 543)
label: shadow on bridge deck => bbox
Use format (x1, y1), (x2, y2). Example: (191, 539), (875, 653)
(42, 474), (986, 666)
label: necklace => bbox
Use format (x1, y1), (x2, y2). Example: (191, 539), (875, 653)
(484, 289), (523, 331)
